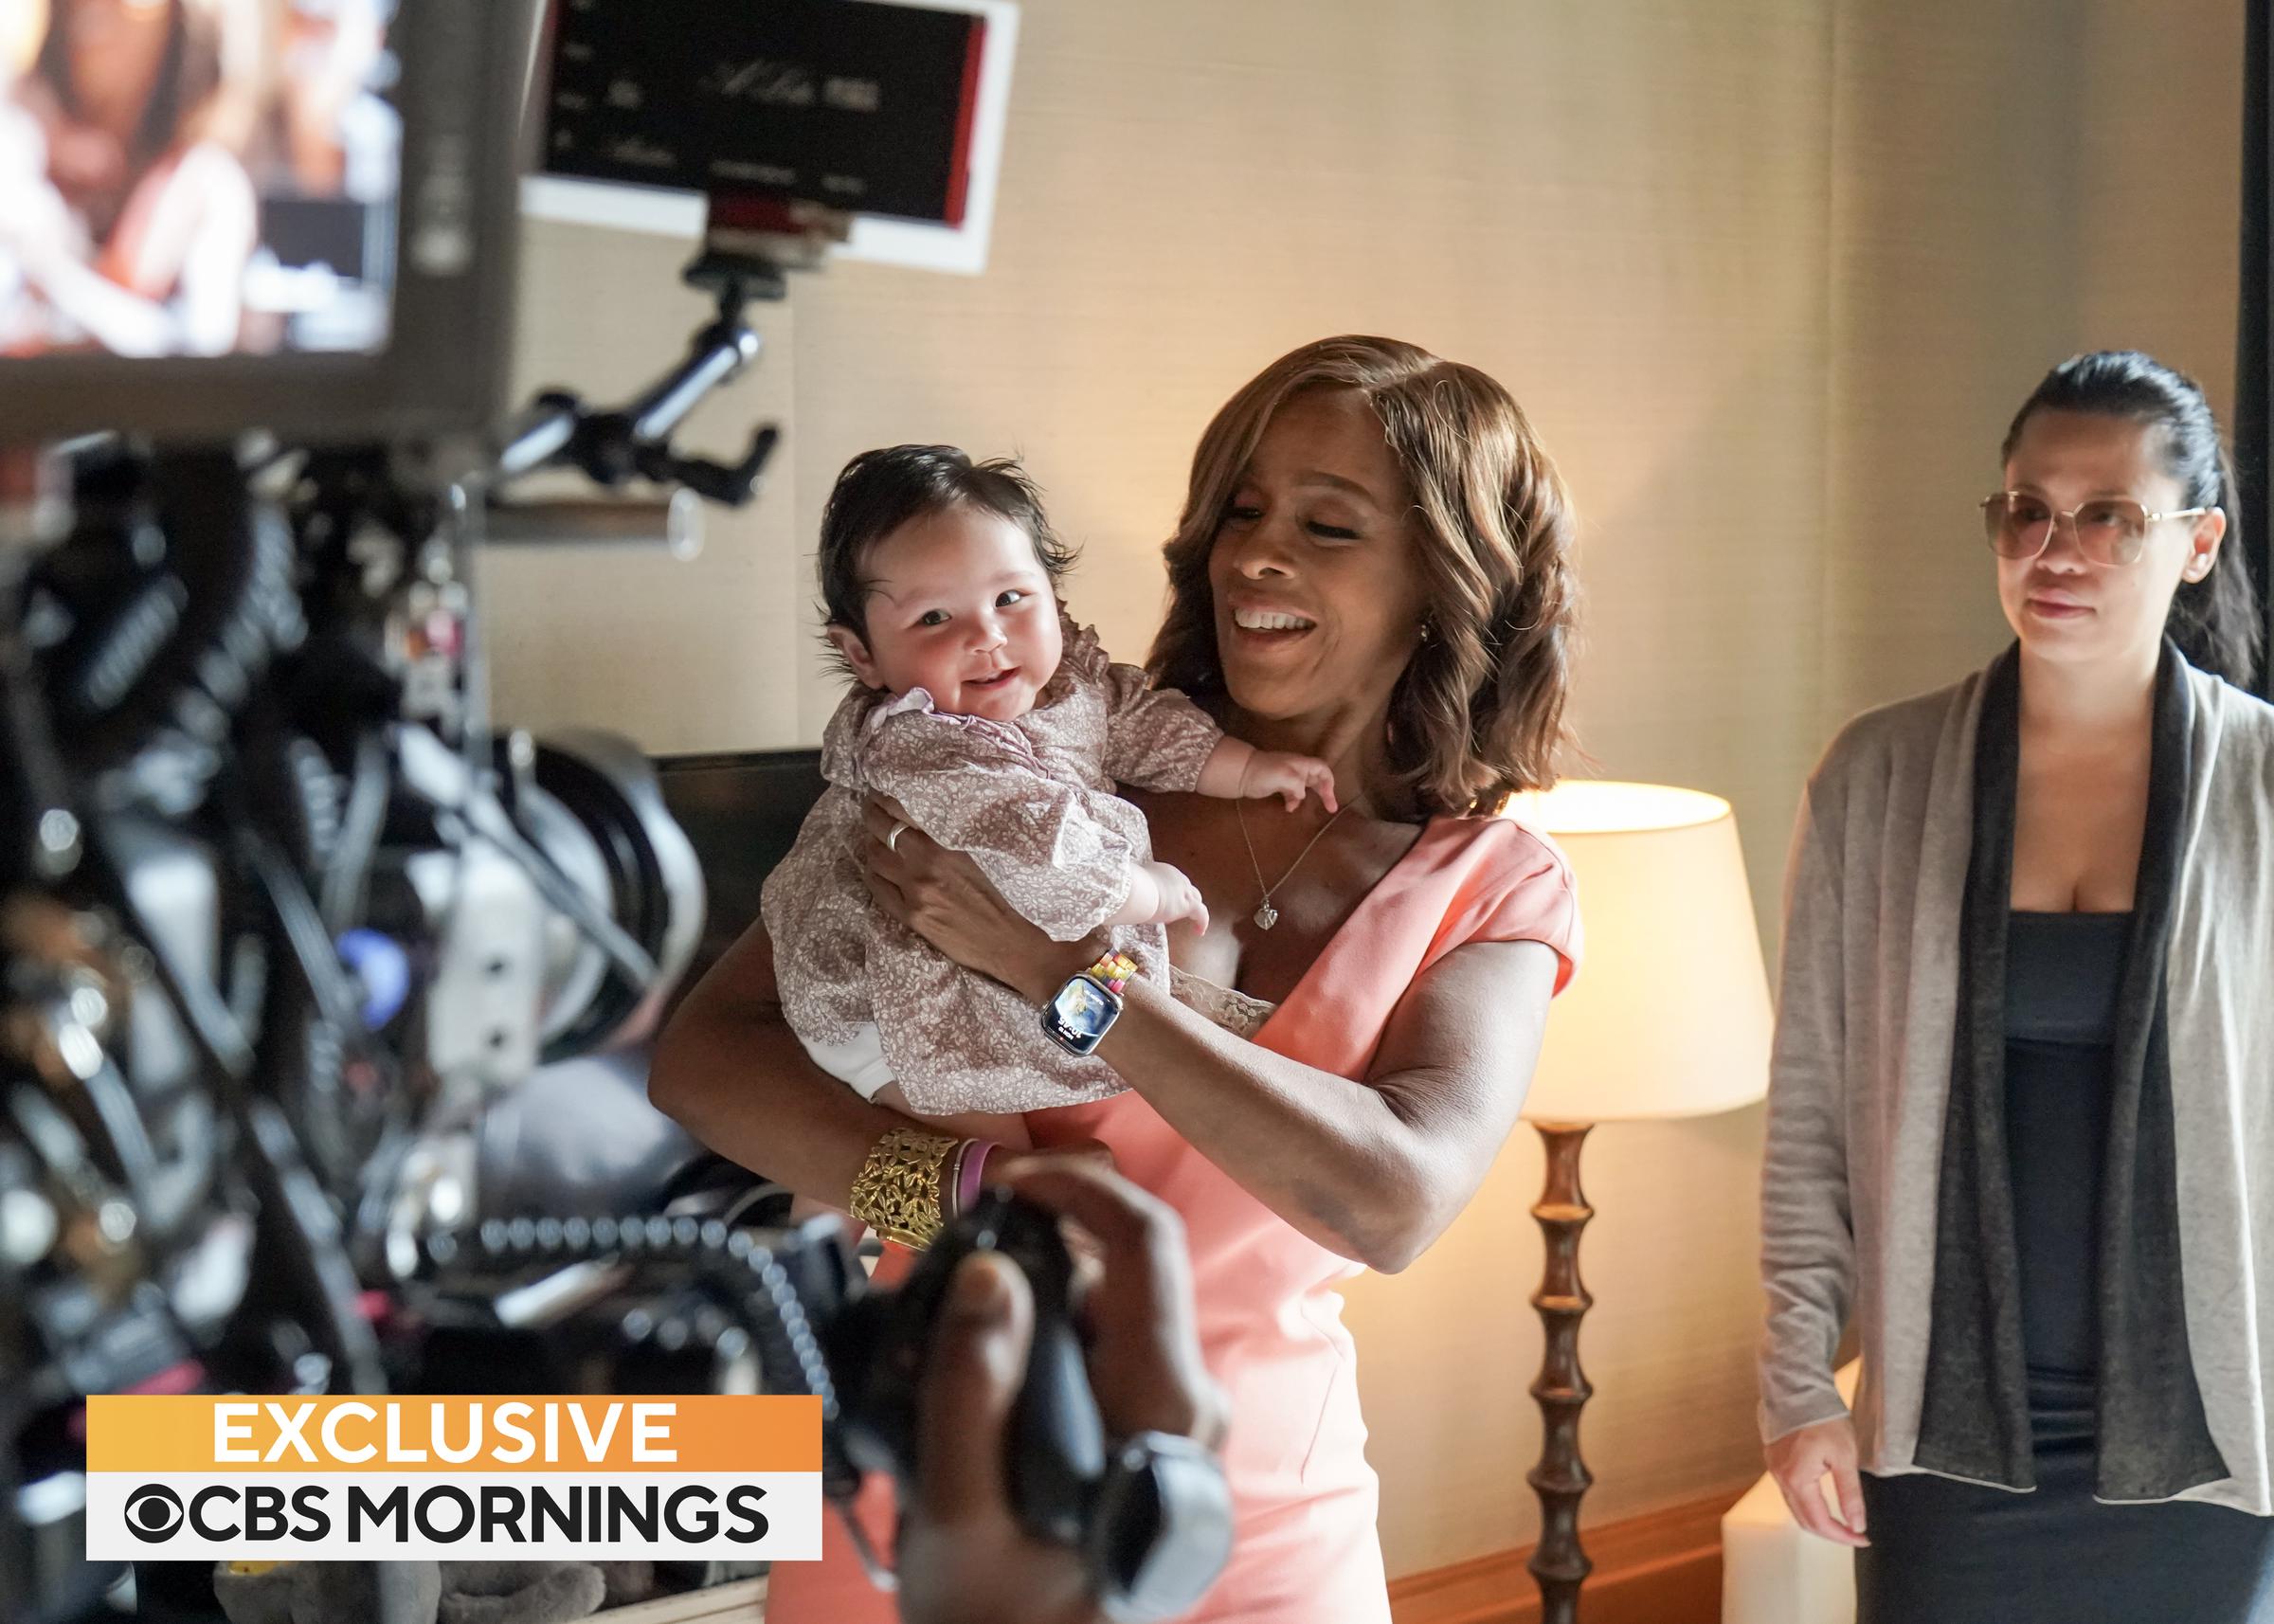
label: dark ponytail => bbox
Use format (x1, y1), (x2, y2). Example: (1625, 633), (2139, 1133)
(2002, 350), (2264, 690)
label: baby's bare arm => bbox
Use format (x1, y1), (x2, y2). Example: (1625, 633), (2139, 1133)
(870, 1085), (1034, 1152)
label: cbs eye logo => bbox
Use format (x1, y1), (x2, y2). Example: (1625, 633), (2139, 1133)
(123, 1485), (185, 1543)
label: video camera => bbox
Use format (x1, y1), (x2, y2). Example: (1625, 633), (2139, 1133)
(0, 3), (1227, 1622)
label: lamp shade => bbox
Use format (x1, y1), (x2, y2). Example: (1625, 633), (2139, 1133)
(1504, 781), (1772, 1125)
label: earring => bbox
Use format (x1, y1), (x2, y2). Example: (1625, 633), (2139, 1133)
(1417, 622), (1434, 645)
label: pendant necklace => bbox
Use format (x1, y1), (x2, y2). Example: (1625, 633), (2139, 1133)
(1235, 798), (1347, 931)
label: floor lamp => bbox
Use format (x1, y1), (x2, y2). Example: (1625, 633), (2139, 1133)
(1501, 782), (1774, 1624)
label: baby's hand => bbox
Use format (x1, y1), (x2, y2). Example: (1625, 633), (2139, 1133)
(1141, 860), (1210, 935)
(1239, 749), (1339, 813)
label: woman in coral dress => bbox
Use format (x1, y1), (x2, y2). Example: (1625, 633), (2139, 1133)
(655, 336), (1585, 1622)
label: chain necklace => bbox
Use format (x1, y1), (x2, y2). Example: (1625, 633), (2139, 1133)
(1235, 798), (1347, 931)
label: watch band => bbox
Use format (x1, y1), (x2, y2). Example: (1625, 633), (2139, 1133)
(1041, 951), (1139, 1059)
(1084, 950), (1138, 997)
(1087, 1430), (1236, 1623)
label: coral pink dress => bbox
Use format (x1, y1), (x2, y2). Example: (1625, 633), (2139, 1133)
(767, 815), (1579, 1623)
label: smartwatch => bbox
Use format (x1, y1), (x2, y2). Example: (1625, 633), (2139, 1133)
(1041, 951), (1137, 1057)
(1087, 1431), (1236, 1623)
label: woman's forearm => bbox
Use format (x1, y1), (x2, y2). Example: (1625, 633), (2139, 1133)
(1091, 981), (1464, 1272)
(996, 929), (1550, 1272)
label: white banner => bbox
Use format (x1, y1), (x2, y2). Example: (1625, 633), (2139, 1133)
(85, 1471), (823, 1561)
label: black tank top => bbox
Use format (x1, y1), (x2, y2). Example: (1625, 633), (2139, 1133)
(2003, 908), (2130, 1380)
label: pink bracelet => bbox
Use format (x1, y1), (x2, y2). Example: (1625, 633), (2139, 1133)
(956, 1139), (998, 1217)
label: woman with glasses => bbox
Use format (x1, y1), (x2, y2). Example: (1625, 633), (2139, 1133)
(1758, 350), (2274, 1621)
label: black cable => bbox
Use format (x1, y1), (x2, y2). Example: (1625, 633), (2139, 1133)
(429, 798), (658, 988)
(238, 826), (368, 1044)
(86, 819), (255, 1083)
(428, 1211), (857, 1497)
(53, 460), (298, 805)
(280, 734), (342, 873)
(69, 575), (186, 716)
(321, 731), (388, 935)
(238, 1099), (387, 1395)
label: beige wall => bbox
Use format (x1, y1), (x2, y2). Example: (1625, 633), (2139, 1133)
(1821, 0), (2243, 734)
(486, 0), (2244, 1582)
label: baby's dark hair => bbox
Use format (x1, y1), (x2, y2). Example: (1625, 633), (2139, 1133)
(818, 445), (1076, 656)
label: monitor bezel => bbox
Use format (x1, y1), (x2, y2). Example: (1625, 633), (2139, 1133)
(0, 0), (533, 450)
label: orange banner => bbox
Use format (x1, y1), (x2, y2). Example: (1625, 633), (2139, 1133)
(88, 1397), (821, 1474)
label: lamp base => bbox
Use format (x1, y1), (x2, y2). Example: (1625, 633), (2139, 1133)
(1527, 1121), (1595, 1624)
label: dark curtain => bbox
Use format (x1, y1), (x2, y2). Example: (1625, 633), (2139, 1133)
(2238, 0), (2274, 695)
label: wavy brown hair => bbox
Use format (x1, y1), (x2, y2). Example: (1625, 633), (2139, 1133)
(1147, 335), (1579, 816)
(39, 0), (225, 187)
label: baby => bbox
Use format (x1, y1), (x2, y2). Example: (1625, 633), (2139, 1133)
(761, 444), (1333, 1148)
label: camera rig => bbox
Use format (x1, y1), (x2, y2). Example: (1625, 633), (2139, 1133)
(0, 234), (784, 1621)
(1, 220), (1230, 1624)
(3, 0), (1230, 1613)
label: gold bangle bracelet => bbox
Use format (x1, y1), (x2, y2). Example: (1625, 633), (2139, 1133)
(850, 1128), (958, 1249)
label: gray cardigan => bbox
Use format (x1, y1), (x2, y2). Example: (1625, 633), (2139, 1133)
(1758, 659), (2274, 1511)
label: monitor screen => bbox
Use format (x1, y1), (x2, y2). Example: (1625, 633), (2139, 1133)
(1, 0), (402, 362)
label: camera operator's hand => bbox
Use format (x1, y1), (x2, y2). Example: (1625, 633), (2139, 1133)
(894, 1165), (1229, 1624)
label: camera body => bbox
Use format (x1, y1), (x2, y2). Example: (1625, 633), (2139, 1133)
(838, 1195), (1233, 1624)
(833, 1191), (1103, 1537)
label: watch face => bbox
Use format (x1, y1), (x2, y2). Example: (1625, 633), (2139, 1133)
(1092, 1433), (1235, 1621)
(1043, 974), (1119, 1056)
